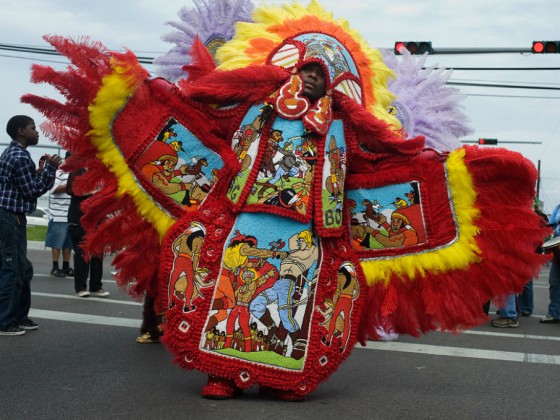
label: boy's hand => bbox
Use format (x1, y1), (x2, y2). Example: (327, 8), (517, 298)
(44, 154), (63, 168)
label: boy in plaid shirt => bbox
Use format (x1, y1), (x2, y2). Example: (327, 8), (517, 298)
(0, 115), (61, 335)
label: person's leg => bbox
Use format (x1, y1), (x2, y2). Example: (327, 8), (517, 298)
(61, 226), (73, 275)
(137, 294), (162, 343)
(547, 261), (560, 319)
(88, 256), (104, 292)
(68, 224), (88, 294)
(0, 208), (22, 331)
(51, 248), (61, 270)
(15, 219), (34, 323)
(501, 294), (517, 319)
(491, 293), (518, 328)
(275, 278), (300, 334)
(62, 248), (73, 274)
(518, 279), (534, 315)
(46, 221), (64, 276)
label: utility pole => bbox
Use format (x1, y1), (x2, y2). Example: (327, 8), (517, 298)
(537, 159), (541, 205)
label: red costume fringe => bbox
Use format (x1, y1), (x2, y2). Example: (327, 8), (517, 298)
(180, 64), (291, 104)
(359, 146), (551, 342)
(22, 36), (160, 300)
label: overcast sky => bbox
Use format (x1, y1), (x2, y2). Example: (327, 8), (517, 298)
(2, 0), (559, 212)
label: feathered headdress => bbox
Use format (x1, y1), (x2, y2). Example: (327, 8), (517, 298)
(183, 0), (401, 129)
(383, 49), (473, 151)
(154, 0), (254, 82)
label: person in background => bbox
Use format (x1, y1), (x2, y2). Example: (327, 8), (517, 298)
(136, 293), (164, 344)
(0, 115), (61, 335)
(540, 203), (560, 324)
(490, 294), (519, 328)
(66, 167), (108, 298)
(518, 207), (549, 317)
(492, 205), (551, 328)
(45, 152), (73, 278)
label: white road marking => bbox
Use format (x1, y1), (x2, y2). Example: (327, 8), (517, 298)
(28, 307), (560, 366)
(29, 308), (140, 328)
(34, 273), (117, 283)
(462, 329), (560, 341)
(30, 281), (560, 365)
(363, 341), (560, 365)
(32, 291), (141, 305)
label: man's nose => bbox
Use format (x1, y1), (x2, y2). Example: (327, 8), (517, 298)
(308, 70), (320, 79)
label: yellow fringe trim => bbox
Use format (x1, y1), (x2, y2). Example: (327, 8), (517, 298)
(216, 0), (400, 130)
(360, 148), (482, 286)
(88, 57), (176, 240)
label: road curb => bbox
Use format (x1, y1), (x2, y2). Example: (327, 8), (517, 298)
(28, 241), (46, 251)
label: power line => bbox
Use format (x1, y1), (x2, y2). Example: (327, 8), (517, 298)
(0, 43), (59, 56)
(431, 67), (560, 71)
(452, 78), (560, 87)
(465, 93), (560, 99)
(447, 81), (560, 90)
(3, 43), (560, 90)
(0, 53), (68, 65)
(0, 43), (156, 65)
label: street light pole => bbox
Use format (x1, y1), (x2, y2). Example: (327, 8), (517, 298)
(429, 47), (533, 55)
(461, 140), (543, 144)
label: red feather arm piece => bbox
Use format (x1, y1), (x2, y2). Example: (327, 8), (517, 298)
(21, 35), (163, 300)
(177, 37), (217, 84)
(335, 91), (426, 155)
(357, 146), (551, 342)
(179, 64), (290, 104)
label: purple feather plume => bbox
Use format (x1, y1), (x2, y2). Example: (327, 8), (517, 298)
(383, 49), (473, 151)
(154, 0), (254, 82)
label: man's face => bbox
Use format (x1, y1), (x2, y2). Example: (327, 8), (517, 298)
(391, 217), (404, 232)
(299, 63), (326, 102)
(297, 237), (308, 250)
(162, 159), (177, 176)
(21, 121), (39, 146)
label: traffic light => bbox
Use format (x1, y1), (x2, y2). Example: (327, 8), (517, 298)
(477, 138), (498, 145)
(532, 41), (560, 54)
(394, 41), (433, 55)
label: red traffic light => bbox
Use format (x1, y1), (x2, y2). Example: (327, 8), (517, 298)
(478, 138), (498, 145)
(394, 41), (433, 55)
(532, 41), (545, 53)
(532, 41), (560, 54)
(394, 42), (407, 54)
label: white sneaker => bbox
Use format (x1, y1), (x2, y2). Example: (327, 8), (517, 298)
(0, 325), (26, 336)
(76, 290), (90, 297)
(374, 326), (400, 342)
(90, 289), (110, 297)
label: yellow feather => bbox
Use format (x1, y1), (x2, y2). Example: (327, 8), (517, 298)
(88, 58), (176, 240)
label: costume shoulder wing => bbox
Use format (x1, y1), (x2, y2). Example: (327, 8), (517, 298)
(345, 146), (551, 341)
(22, 36), (230, 297)
(21, 35), (162, 297)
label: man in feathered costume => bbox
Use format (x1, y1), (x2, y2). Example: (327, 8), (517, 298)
(22, 0), (549, 401)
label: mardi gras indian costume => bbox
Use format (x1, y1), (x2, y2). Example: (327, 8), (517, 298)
(23, 0), (549, 400)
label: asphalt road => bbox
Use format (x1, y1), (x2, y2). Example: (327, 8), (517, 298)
(1, 244), (560, 419)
